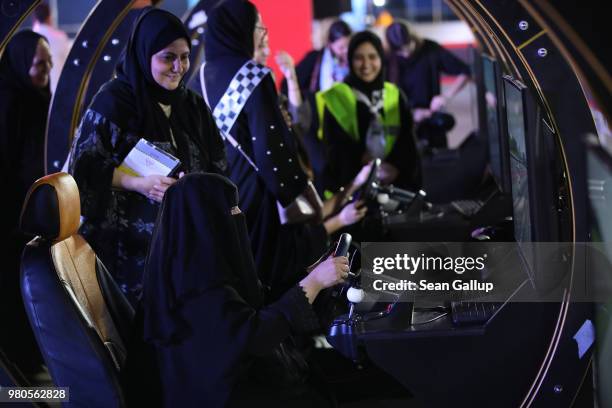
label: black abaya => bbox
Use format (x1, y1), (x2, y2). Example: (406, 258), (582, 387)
(0, 30), (50, 237)
(204, 0), (327, 300)
(0, 30), (50, 374)
(68, 8), (227, 305)
(134, 173), (331, 408)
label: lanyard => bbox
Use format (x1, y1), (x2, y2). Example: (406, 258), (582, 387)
(352, 88), (384, 117)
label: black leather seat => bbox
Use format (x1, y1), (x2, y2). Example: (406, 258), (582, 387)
(19, 172), (134, 407)
(0, 348), (24, 387)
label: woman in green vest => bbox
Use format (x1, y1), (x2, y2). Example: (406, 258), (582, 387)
(317, 30), (422, 194)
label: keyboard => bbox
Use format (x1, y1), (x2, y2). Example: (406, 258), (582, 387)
(450, 199), (484, 217)
(450, 301), (501, 325)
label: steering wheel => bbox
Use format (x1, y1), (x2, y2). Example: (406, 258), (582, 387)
(356, 158), (381, 202)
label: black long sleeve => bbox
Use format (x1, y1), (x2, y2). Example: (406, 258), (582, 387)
(211, 284), (319, 357)
(1, 92), (23, 230)
(68, 109), (128, 220)
(150, 281), (320, 408)
(198, 97), (228, 175)
(243, 75), (308, 206)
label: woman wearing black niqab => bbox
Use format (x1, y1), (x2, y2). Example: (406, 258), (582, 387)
(134, 172), (346, 407)
(0, 30), (52, 374)
(68, 7), (227, 306)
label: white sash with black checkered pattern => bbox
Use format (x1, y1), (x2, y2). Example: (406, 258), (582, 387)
(201, 60), (319, 224)
(200, 60), (271, 171)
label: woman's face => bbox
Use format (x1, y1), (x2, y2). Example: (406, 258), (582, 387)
(329, 36), (350, 64)
(351, 41), (381, 83)
(29, 39), (52, 88)
(150, 38), (190, 90)
(253, 39), (270, 65)
(253, 13), (268, 62)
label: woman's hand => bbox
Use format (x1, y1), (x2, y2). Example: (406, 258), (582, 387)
(276, 50), (303, 108)
(377, 162), (399, 185)
(275, 50), (296, 80)
(352, 161), (374, 190)
(300, 256), (349, 303)
(113, 169), (179, 203)
(413, 108), (432, 123)
(138, 175), (178, 202)
(429, 94), (447, 112)
(323, 200), (367, 235)
(338, 201), (367, 226)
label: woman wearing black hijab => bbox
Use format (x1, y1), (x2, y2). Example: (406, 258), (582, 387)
(316, 31), (422, 194)
(0, 30), (52, 375)
(1, 30), (52, 239)
(203, 0), (337, 301)
(68, 8), (227, 306)
(0, 30), (52, 211)
(137, 172), (347, 407)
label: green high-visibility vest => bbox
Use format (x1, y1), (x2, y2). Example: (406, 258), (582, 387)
(316, 81), (401, 157)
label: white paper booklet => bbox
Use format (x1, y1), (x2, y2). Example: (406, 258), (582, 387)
(118, 138), (180, 177)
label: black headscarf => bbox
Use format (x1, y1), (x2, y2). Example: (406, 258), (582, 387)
(204, 0), (258, 61)
(0, 30), (51, 101)
(89, 8), (192, 146)
(143, 172), (263, 345)
(0, 30), (51, 227)
(385, 22), (412, 84)
(203, 0), (261, 109)
(345, 30), (386, 98)
(385, 22), (411, 52)
(327, 19), (352, 44)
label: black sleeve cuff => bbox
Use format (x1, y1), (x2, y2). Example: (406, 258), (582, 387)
(278, 285), (320, 334)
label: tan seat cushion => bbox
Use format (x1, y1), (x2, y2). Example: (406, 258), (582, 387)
(51, 235), (126, 369)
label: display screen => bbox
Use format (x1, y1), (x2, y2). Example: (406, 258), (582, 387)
(587, 143), (612, 408)
(588, 147), (612, 248)
(482, 56), (503, 190)
(504, 79), (532, 244)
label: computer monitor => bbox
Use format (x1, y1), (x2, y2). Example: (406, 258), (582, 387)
(472, 47), (486, 136)
(531, 116), (566, 242)
(587, 139), (612, 246)
(481, 55), (509, 192)
(503, 76), (532, 244)
(474, 53), (511, 193)
(502, 76), (559, 283)
(586, 139), (612, 405)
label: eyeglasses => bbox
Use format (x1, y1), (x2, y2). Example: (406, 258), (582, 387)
(255, 25), (268, 35)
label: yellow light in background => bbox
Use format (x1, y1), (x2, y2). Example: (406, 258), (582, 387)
(375, 10), (394, 28)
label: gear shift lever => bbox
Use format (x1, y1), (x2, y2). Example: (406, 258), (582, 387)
(346, 286), (365, 321)
(326, 233), (365, 363)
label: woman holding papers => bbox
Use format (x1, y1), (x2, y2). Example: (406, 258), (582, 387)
(68, 8), (226, 306)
